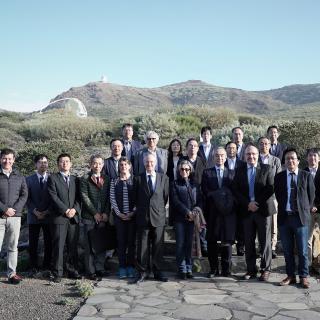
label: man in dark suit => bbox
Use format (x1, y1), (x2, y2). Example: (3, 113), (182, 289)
(225, 141), (246, 256)
(47, 153), (81, 282)
(198, 126), (215, 168)
(267, 125), (287, 163)
(104, 139), (123, 179)
(121, 123), (142, 166)
(232, 145), (275, 281)
(26, 154), (52, 274)
(303, 148), (320, 267)
(133, 153), (169, 283)
(274, 148), (315, 288)
(134, 130), (168, 175)
(258, 137), (282, 258)
(232, 127), (247, 161)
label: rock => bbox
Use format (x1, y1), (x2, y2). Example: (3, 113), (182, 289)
(184, 294), (228, 304)
(77, 305), (98, 316)
(101, 308), (127, 316)
(277, 302), (309, 310)
(183, 288), (226, 295)
(173, 305), (232, 320)
(86, 294), (115, 304)
(135, 297), (169, 307)
(100, 301), (130, 309)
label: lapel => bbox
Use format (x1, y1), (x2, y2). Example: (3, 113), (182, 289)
(297, 170), (304, 189)
(156, 149), (162, 172)
(199, 145), (206, 160)
(142, 174), (151, 196)
(32, 174), (42, 192)
(154, 173), (161, 195)
(255, 163), (262, 185)
(58, 172), (69, 192)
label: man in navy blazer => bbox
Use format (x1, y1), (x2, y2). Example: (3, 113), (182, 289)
(104, 138), (123, 179)
(275, 148), (315, 288)
(26, 154), (52, 273)
(267, 125), (287, 163)
(121, 123), (142, 166)
(47, 153), (81, 282)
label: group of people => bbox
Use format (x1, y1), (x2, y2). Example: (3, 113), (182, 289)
(0, 123), (319, 290)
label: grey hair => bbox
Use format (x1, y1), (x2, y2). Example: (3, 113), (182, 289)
(143, 152), (157, 165)
(89, 154), (104, 164)
(145, 130), (159, 143)
(177, 160), (194, 174)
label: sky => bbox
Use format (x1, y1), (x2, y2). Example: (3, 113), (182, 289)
(1, 0), (319, 112)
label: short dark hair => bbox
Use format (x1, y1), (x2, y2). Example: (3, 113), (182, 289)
(119, 156), (132, 166)
(283, 148), (300, 161)
(232, 127), (243, 134)
(122, 123), (133, 130)
(57, 153), (71, 163)
(225, 141), (237, 149)
(186, 138), (198, 148)
(267, 125), (279, 133)
(306, 148), (320, 157)
(168, 138), (183, 157)
(201, 126), (212, 135)
(0, 148), (16, 158)
(109, 138), (123, 149)
(34, 154), (48, 163)
(257, 136), (270, 144)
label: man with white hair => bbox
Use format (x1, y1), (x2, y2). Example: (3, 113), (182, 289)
(132, 153), (169, 283)
(134, 130), (168, 175)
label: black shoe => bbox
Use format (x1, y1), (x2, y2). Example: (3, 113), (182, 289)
(154, 273), (168, 282)
(221, 271), (231, 277)
(272, 250), (277, 259)
(237, 247), (245, 256)
(201, 250), (208, 257)
(207, 270), (219, 278)
(52, 276), (62, 283)
(96, 270), (110, 277)
(88, 274), (97, 281)
(68, 271), (81, 279)
(178, 272), (187, 280)
(186, 272), (194, 279)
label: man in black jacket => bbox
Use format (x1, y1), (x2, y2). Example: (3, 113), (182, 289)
(0, 148), (28, 284)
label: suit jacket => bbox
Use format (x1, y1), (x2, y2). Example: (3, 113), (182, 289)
(133, 172), (169, 227)
(134, 147), (168, 176)
(232, 163), (275, 217)
(198, 144), (215, 168)
(26, 173), (52, 224)
(224, 158), (245, 180)
(304, 167), (320, 209)
(236, 143), (247, 161)
(121, 139), (142, 165)
(259, 154), (282, 176)
(47, 173), (81, 224)
(274, 170), (315, 226)
(181, 155), (206, 185)
(270, 142), (286, 163)
(104, 157), (119, 179)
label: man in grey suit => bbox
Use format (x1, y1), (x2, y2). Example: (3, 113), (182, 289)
(121, 123), (142, 165)
(198, 126), (215, 168)
(232, 145), (275, 281)
(232, 127), (247, 161)
(47, 153), (81, 282)
(133, 153), (169, 283)
(274, 148), (315, 288)
(258, 137), (282, 258)
(134, 130), (168, 175)
(267, 125), (287, 163)
(26, 154), (52, 274)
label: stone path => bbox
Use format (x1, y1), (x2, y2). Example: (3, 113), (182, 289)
(74, 272), (320, 320)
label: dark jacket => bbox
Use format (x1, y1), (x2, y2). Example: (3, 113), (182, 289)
(198, 144), (215, 169)
(232, 163), (275, 217)
(133, 172), (169, 227)
(121, 139), (142, 165)
(169, 178), (202, 223)
(47, 172), (81, 224)
(181, 155), (206, 185)
(104, 157), (119, 179)
(167, 155), (183, 182)
(275, 169), (315, 226)
(0, 168), (28, 217)
(80, 172), (110, 221)
(26, 173), (51, 224)
(304, 167), (320, 209)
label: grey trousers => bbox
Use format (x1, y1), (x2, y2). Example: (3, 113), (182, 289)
(0, 217), (21, 278)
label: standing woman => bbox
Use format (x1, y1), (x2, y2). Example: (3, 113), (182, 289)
(109, 157), (136, 279)
(170, 160), (202, 279)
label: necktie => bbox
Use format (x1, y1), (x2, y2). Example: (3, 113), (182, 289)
(217, 168), (222, 188)
(249, 166), (255, 201)
(96, 176), (100, 185)
(39, 176), (44, 189)
(148, 175), (153, 195)
(64, 176), (69, 188)
(289, 173), (298, 212)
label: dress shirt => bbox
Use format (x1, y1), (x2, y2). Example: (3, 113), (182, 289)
(2, 169), (12, 177)
(237, 143), (244, 157)
(247, 164), (257, 201)
(124, 140), (132, 159)
(202, 143), (211, 160)
(260, 154), (270, 165)
(270, 143), (277, 155)
(308, 167), (317, 180)
(113, 157), (120, 174)
(36, 172), (48, 183)
(227, 158), (236, 170)
(145, 171), (156, 191)
(286, 168), (299, 211)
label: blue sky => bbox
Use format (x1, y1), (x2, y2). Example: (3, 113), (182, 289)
(1, 0), (319, 112)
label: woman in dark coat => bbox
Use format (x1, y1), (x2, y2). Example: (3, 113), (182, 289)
(201, 147), (236, 277)
(170, 160), (202, 279)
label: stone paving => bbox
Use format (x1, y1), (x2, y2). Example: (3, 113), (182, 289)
(74, 272), (320, 320)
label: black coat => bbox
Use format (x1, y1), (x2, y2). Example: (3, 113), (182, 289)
(202, 167), (236, 242)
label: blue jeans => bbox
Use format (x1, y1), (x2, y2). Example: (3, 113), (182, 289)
(279, 214), (309, 278)
(175, 222), (194, 273)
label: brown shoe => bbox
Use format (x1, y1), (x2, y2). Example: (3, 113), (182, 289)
(259, 271), (270, 282)
(279, 276), (296, 286)
(300, 277), (310, 289)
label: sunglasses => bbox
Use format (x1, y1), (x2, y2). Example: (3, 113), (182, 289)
(180, 168), (191, 172)
(147, 138), (157, 141)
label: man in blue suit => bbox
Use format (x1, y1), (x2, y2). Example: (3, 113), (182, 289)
(26, 154), (52, 274)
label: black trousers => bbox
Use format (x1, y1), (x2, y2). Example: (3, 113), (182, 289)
(136, 225), (164, 275)
(51, 221), (79, 277)
(208, 241), (232, 273)
(28, 223), (52, 270)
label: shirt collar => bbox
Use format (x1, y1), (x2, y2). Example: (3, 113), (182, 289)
(247, 163), (257, 169)
(36, 172), (47, 180)
(215, 165), (224, 171)
(287, 168), (299, 176)
(146, 171), (156, 178)
(60, 171), (70, 178)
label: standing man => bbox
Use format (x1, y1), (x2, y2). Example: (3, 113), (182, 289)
(198, 126), (215, 168)
(0, 148), (28, 284)
(267, 125), (287, 163)
(133, 153), (169, 283)
(258, 137), (282, 258)
(232, 127), (246, 161)
(80, 154), (110, 280)
(274, 148), (315, 288)
(232, 145), (275, 281)
(47, 153), (81, 282)
(303, 148), (320, 266)
(134, 131), (168, 175)
(121, 123), (142, 166)
(26, 154), (52, 274)
(104, 139), (124, 179)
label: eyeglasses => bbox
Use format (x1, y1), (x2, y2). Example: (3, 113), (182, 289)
(147, 138), (156, 141)
(180, 168), (191, 172)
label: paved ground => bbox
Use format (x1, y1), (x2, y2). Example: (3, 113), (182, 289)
(74, 272), (320, 320)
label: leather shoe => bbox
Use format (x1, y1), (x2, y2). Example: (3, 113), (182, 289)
(207, 270), (219, 278)
(300, 277), (310, 289)
(259, 271), (270, 282)
(52, 276), (62, 283)
(221, 271), (231, 277)
(279, 276), (296, 286)
(237, 247), (245, 256)
(68, 271), (81, 280)
(186, 272), (194, 279)
(154, 273), (168, 282)
(178, 272), (187, 280)
(131, 272), (148, 284)
(243, 272), (257, 280)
